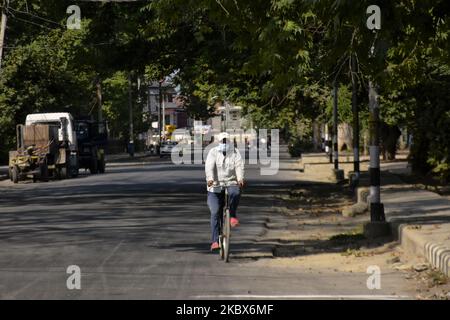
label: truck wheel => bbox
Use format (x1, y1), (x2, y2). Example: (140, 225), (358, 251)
(12, 166), (19, 184)
(58, 166), (68, 179)
(39, 162), (49, 182)
(98, 158), (105, 174)
(89, 157), (99, 174)
(8, 168), (13, 181)
(70, 167), (79, 178)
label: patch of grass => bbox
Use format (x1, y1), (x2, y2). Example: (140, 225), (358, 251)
(341, 248), (373, 258)
(396, 173), (450, 196)
(329, 233), (366, 242)
(427, 269), (449, 287)
(329, 225), (365, 244)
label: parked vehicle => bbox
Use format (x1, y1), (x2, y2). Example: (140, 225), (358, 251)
(160, 141), (178, 158)
(145, 130), (160, 155)
(9, 113), (79, 183)
(75, 119), (108, 174)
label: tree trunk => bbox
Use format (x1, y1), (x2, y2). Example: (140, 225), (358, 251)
(380, 122), (401, 161)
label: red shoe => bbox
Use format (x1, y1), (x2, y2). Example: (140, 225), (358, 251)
(210, 242), (220, 251)
(230, 217), (240, 228)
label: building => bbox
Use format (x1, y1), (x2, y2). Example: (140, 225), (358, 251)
(205, 102), (254, 144)
(145, 81), (193, 143)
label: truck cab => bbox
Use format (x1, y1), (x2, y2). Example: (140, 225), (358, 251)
(75, 119), (108, 174)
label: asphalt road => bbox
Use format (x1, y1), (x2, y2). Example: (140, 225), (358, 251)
(0, 148), (417, 299)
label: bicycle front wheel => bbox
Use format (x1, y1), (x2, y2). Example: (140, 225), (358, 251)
(219, 235), (224, 260)
(223, 208), (231, 262)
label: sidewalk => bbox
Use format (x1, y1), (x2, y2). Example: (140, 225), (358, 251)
(298, 152), (409, 182)
(292, 152), (449, 278)
(380, 163), (450, 277)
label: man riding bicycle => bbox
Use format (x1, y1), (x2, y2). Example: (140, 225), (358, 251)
(205, 132), (245, 251)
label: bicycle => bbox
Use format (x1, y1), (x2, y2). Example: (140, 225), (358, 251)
(219, 187), (231, 263)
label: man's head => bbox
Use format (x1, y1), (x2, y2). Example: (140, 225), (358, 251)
(218, 132), (230, 144)
(217, 132), (231, 152)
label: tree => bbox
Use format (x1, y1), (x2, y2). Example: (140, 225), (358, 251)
(0, 21), (95, 161)
(1, 0), (449, 181)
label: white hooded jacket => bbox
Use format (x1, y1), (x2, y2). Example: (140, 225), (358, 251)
(205, 146), (244, 193)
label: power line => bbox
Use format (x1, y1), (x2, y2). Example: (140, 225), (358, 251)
(1, 40), (118, 52)
(8, 15), (54, 30)
(7, 7), (64, 28)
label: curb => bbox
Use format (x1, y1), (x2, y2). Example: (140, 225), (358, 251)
(425, 242), (450, 277)
(106, 161), (169, 167)
(352, 174), (450, 277)
(391, 222), (450, 277)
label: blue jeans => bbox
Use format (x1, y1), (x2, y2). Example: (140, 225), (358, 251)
(207, 186), (241, 243)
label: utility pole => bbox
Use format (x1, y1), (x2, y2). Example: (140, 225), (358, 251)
(158, 79), (163, 150)
(128, 73), (134, 157)
(0, 0), (9, 71)
(225, 100), (229, 131)
(362, 4), (388, 238)
(332, 81), (339, 170)
(327, 125), (332, 163)
(351, 54), (360, 185)
(162, 88), (166, 137)
(366, 4), (385, 222)
(368, 80), (385, 221)
(96, 79), (103, 122)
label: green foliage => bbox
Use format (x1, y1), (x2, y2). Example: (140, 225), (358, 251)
(0, 0), (449, 180)
(0, 21), (94, 162)
(287, 118), (315, 157)
(325, 84), (352, 124)
(102, 72), (129, 139)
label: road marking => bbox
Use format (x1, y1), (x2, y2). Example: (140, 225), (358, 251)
(193, 294), (410, 300)
(0, 276), (44, 299)
(100, 240), (124, 268)
(99, 240), (124, 296)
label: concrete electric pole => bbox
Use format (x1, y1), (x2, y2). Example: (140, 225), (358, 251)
(351, 54), (360, 186)
(128, 73), (134, 157)
(332, 81), (339, 171)
(363, 5), (389, 239)
(368, 80), (385, 221)
(0, 0), (9, 72)
(158, 79), (163, 149)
